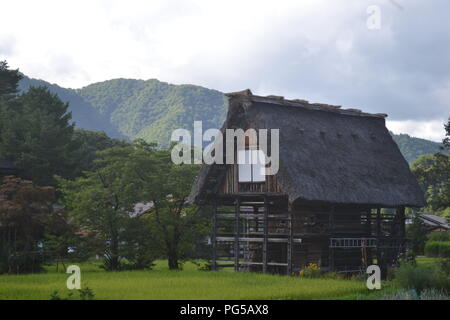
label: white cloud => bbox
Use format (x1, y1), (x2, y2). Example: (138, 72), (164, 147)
(0, 0), (361, 88)
(0, 0), (449, 141)
(386, 119), (447, 142)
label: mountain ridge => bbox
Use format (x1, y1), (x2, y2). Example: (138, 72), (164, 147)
(18, 75), (444, 163)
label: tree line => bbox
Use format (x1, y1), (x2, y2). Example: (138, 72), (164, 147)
(407, 118), (450, 256)
(410, 120), (450, 218)
(0, 61), (207, 273)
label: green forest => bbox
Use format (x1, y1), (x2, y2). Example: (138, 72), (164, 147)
(20, 76), (227, 148)
(1, 61), (206, 274)
(392, 133), (445, 163)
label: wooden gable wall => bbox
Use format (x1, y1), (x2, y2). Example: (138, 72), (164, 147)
(219, 163), (283, 194)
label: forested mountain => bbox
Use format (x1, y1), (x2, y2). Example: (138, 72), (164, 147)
(77, 79), (227, 146)
(392, 133), (446, 163)
(19, 76), (226, 147)
(19, 77), (123, 138)
(18, 76), (443, 162)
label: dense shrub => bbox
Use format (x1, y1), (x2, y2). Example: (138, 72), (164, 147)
(191, 260), (212, 271)
(0, 251), (47, 274)
(379, 289), (449, 300)
(393, 260), (450, 294)
(406, 215), (428, 255)
(435, 258), (450, 274)
(427, 231), (450, 242)
(424, 241), (450, 258)
(392, 263), (433, 293)
(50, 287), (95, 300)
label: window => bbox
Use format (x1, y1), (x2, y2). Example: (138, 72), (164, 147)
(238, 150), (266, 183)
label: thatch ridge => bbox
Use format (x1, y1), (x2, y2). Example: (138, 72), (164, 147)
(188, 91), (425, 208)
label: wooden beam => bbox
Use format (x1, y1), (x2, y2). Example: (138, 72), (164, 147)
(234, 197), (240, 272)
(263, 195), (268, 273)
(397, 206), (406, 238)
(216, 213), (289, 219)
(376, 207), (381, 237)
(376, 207), (382, 274)
(328, 206), (335, 270)
(211, 201), (217, 271)
(216, 236), (302, 243)
(287, 209), (293, 275)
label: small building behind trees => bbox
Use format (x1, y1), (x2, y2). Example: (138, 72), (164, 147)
(407, 213), (450, 233)
(0, 158), (16, 177)
(188, 89), (425, 275)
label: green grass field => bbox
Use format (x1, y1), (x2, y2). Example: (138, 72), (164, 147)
(0, 260), (377, 300)
(415, 256), (439, 268)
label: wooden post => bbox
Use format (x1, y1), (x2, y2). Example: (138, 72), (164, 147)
(328, 206), (335, 270)
(376, 208), (381, 237)
(367, 209), (372, 235)
(397, 206), (406, 257)
(376, 207), (383, 276)
(398, 206), (406, 238)
(234, 197), (240, 272)
(211, 201), (217, 271)
(287, 209), (293, 275)
(263, 196), (268, 273)
(366, 209), (372, 265)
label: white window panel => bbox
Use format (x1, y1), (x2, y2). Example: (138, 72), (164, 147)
(238, 150), (252, 182)
(252, 150), (266, 182)
(238, 149), (266, 183)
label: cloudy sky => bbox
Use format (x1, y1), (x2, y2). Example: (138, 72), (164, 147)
(1, 0), (449, 141)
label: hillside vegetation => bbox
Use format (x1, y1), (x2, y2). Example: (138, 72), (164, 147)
(392, 133), (445, 163)
(18, 76), (122, 138)
(77, 79), (227, 147)
(19, 76), (442, 161)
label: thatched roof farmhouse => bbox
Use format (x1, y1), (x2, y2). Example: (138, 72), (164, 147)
(189, 89), (425, 275)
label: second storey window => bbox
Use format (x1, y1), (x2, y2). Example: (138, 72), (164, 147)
(238, 150), (266, 183)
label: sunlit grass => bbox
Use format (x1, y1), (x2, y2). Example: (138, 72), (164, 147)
(416, 256), (439, 268)
(0, 260), (372, 300)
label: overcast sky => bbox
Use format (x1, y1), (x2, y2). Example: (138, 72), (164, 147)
(1, 0), (449, 141)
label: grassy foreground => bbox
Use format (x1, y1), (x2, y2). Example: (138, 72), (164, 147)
(0, 260), (374, 300)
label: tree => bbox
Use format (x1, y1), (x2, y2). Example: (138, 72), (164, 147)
(411, 118), (450, 217)
(443, 117), (450, 149)
(0, 86), (79, 185)
(412, 154), (450, 215)
(123, 141), (207, 270)
(0, 60), (22, 99)
(41, 208), (90, 271)
(58, 143), (155, 271)
(406, 214), (428, 256)
(0, 176), (56, 274)
(71, 128), (130, 175)
(59, 140), (206, 270)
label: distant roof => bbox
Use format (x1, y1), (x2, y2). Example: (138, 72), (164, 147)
(189, 89), (425, 207)
(419, 214), (450, 230)
(130, 202), (153, 217)
(0, 158), (15, 170)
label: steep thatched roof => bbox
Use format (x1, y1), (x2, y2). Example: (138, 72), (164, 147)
(188, 90), (425, 208)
